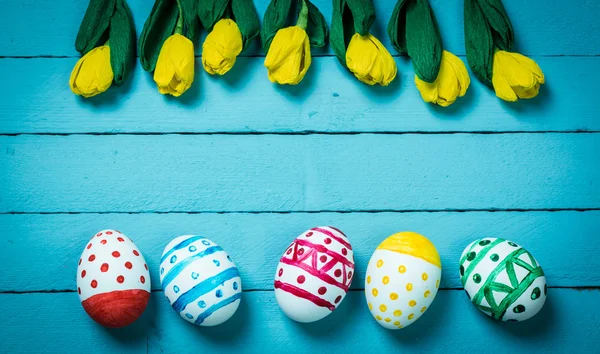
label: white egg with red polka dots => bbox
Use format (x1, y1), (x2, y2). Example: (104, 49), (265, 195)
(77, 229), (151, 328)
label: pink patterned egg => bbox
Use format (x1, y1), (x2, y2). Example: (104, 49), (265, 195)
(274, 226), (355, 322)
(76, 229), (151, 328)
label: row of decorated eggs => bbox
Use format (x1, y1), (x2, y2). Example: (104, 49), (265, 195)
(77, 228), (546, 328)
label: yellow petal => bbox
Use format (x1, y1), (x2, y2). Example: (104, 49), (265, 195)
(154, 34), (195, 96)
(494, 51), (536, 90)
(346, 34), (377, 84)
(69, 45), (113, 98)
(202, 19), (243, 75)
(69, 56), (86, 96)
(442, 50), (470, 97)
(346, 33), (397, 86)
(492, 67), (518, 102)
(415, 75), (438, 103)
(492, 50), (544, 102)
(507, 52), (544, 83)
(265, 26), (311, 85)
(515, 83), (541, 99)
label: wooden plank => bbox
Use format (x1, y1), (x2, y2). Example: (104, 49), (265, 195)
(1, 57), (599, 134)
(2, 0), (599, 57)
(1, 134), (598, 213)
(1, 289), (598, 352)
(1, 211), (598, 292)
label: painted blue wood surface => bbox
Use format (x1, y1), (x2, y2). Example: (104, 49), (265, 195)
(1, 212), (598, 292)
(1, 290), (599, 353)
(1, 57), (599, 134)
(2, 134), (598, 212)
(0, 0), (599, 351)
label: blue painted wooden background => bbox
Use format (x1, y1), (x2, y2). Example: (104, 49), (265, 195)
(1, 0), (599, 352)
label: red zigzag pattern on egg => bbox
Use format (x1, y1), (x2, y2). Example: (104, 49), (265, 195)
(275, 227), (355, 311)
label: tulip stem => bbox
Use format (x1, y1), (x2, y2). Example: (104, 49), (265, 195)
(296, 0), (309, 30)
(175, 0), (184, 35)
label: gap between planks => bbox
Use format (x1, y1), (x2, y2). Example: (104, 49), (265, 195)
(2, 208), (599, 215)
(1, 131), (600, 136)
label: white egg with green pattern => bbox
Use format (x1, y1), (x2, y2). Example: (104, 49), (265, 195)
(459, 238), (547, 322)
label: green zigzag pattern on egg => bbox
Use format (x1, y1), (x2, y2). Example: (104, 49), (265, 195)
(459, 238), (546, 321)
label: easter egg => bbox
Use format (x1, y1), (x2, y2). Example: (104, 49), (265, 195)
(459, 238), (546, 322)
(77, 229), (151, 328)
(274, 226), (355, 323)
(365, 232), (441, 329)
(160, 235), (242, 326)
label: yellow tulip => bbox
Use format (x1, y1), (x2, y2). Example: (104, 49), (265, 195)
(202, 19), (243, 75)
(154, 33), (195, 97)
(415, 50), (470, 107)
(345, 33), (397, 86)
(69, 45), (113, 98)
(492, 50), (545, 102)
(264, 26), (311, 85)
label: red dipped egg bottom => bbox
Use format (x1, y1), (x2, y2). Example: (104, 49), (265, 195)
(81, 289), (150, 328)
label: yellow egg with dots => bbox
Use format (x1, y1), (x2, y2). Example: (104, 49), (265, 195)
(364, 231), (442, 330)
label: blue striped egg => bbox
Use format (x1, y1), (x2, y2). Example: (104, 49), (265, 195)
(160, 235), (242, 326)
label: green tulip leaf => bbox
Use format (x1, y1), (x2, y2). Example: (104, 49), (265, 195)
(75, 0), (117, 54)
(387, 0), (410, 55)
(345, 0), (375, 36)
(464, 0), (494, 85)
(260, 0), (294, 52)
(405, 0), (442, 83)
(180, 0), (201, 40)
(477, 0), (514, 51)
(331, 0), (376, 65)
(198, 0), (230, 30)
(305, 0), (328, 47)
(109, 0), (135, 86)
(139, 0), (179, 72)
(231, 0), (261, 49)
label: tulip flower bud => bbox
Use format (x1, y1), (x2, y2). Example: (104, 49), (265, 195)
(264, 27), (312, 85)
(415, 51), (470, 106)
(202, 19), (243, 75)
(153, 34), (195, 97)
(492, 51), (545, 102)
(70, 45), (114, 98)
(346, 34), (397, 86)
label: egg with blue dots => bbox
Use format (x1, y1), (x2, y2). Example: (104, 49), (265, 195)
(459, 238), (547, 322)
(160, 235), (242, 326)
(365, 232), (442, 329)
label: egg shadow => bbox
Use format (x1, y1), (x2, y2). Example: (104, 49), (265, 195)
(384, 289), (455, 347)
(190, 294), (250, 345)
(289, 288), (360, 337)
(104, 290), (156, 343)
(493, 292), (556, 339)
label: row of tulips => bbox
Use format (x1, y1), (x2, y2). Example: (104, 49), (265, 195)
(70, 0), (545, 106)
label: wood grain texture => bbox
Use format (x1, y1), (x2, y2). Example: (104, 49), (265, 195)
(1, 290), (599, 353)
(1, 134), (598, 213)
(2, 0), (599, 57)
(0, 212), (598, 292)
(0, 57), (598, 134)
